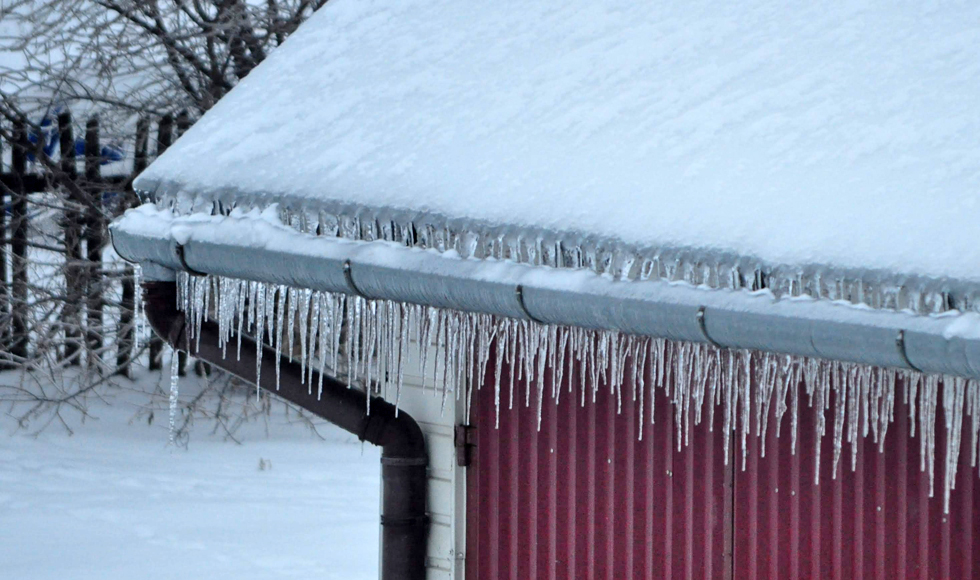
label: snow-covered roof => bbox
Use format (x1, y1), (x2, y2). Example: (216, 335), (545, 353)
(135, 1), (980, 312)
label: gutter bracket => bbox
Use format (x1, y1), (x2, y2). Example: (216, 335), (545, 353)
(174, 242), (207, 277)
(896, 330), (922, 373)
(381, 456), (428, 466)
(454, 424), (476, 467)
(515, 285), (544, 324)
(343, 259), (369, 299)
(697, 306), (725, 349)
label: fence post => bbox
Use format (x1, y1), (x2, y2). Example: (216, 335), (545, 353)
(9, 119), (30, 363)
(0, 121), (9, 369)
(58, 109), (83, 365)
(147, 114), (173, 372)
(84, 116), (104, 369)
(176, 109), (190, 136)
(116, 116), (150, 376)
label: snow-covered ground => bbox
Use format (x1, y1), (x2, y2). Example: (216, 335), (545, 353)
(0, 370), (381, 580)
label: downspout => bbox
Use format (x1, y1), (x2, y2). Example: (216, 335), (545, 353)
(142, 280), (428, 580)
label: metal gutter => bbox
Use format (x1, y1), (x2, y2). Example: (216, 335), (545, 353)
(110, 212), (980, 381)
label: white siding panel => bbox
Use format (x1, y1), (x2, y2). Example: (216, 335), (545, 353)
(382, 347), (466, 580)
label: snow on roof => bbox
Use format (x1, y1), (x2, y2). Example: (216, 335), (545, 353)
(137, 0), (980, 283)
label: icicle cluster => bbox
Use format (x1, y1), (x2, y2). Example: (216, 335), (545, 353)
(171, 273), (980, 513)
(153, 190), (973, 317)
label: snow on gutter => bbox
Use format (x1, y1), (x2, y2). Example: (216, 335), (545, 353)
(110, 204), (980, 381)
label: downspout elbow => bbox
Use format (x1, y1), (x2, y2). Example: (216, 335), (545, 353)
(362, 406), (428, 461)
(141, 279), (428, 580)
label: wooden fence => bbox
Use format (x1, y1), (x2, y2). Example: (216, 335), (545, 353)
(0, 110), (191, 376)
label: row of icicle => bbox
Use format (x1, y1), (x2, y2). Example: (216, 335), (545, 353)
(172, 273), (980, 514)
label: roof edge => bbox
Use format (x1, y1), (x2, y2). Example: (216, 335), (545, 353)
(136, 177), (980, 319)
(109, 203), (980, 381)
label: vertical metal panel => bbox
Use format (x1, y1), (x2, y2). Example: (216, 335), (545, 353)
(466, 358), (729, 580)
(736, 375), (980, 580)
(466, 363), (980, 579)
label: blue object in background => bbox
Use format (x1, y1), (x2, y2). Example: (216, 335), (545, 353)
(25, 109), (125, 166)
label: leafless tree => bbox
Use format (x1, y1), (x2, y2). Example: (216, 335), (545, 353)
(0, 0), (328, 436)
(2, 0), (327, 116)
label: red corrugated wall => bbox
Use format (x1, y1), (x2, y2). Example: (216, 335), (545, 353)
(466, 363), (980, 579)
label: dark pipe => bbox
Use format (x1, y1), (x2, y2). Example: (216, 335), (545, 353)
(143, 281), (428, 580)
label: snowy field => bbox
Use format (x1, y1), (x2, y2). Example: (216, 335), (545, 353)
(0, 369), (380, 580)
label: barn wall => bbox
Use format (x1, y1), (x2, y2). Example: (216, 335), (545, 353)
(466, 361), (980, 579)
(465, 362), (730, 580)
(737, 376), (980, 580)
(393, 345), (467, 580)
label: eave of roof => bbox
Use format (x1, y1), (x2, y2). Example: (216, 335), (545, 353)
(138, 176), (980, 320)
(110, 201), (980, 382)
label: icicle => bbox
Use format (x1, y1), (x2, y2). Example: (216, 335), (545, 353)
(909, 371), (920, 438)
(494, 321), (506, 428)
(307, 293), (321, 388)
(419, 307), (435, 393)
(722, 349), (735, 465)
(536, 325), (548, 430)
(943, 377), (967, 513)
(509, 318), (519, 409)
(848, 364), (861, 472)
(168, 349), (180, 446)
(274, 286), (287, 390)
(347, 295), (359, 389)
(331, 294), (343, 377)
(636, 338), (649, 440)
(253, 283), (267, 399)
(549, 325), (560, 401)
(674, 342), (686, 452)
(433, 310), (445, 402)
(615, 334), (628, 416)
(651, 339), (664, 431)
(316, 293), (330, 399)
(133, 264), (143, 354)
(247, 280), (258, 334)
(832, 362), (846, 479)
(215, 278), (227, 351)
(590, 331), (601, 404)
(919, 374), (939, 496)
(554, 327), (570, 406)
(706, 346), (720, 430)
(578, 328), (589, 406)
(441, 313), (461, 414)
(740, 350), (751, 470)
(473, 314), (494, 421)
(296, 289), (311, 382)
(165, 271), (980, 512)
(203, 275), (212, 322)
(236, 279), (247, 360)
(281, 287), (296, 363)
(789, 359), (801, 455)
(757, 353), (776, 457)
(257, 283), (276, 384)
(396, 304), (410, 417)
(523, 321), (536, 408)
(363, 301), (378, 398)
(191, 276), (205, 352)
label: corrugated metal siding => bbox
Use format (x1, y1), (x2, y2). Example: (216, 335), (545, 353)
(737, 375), (980, 580)
(466, 362), (980, 579)
(466, 361), (729, 580)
